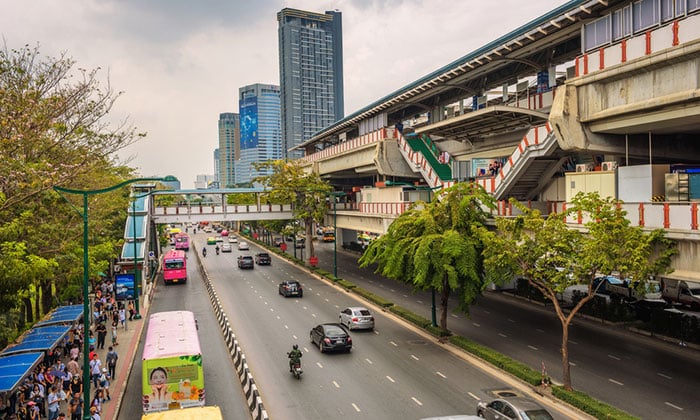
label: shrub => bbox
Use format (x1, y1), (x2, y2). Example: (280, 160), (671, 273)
(389, 305), (431, 328)
(352, 287), (393, 308)
(551, 387), (638, 419)
(335, 279), (356, 290)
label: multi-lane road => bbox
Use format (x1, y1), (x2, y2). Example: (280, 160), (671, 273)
(122, 232), (699, 419)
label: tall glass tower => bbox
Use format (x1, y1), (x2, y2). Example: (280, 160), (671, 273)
(278, 8), (344, 159)
(218, 113), (239, 187)
(235, 84), (281, 185)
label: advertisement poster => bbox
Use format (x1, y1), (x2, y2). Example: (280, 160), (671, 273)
(472, 158), (491, 177)
(115, 273), (135, 300)
(142, 356), (205, 413)
(239, 97), (258, 150)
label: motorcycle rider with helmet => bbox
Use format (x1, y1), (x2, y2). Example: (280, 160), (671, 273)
(288, 344), (302, 372)
(202, 247), (207, 258)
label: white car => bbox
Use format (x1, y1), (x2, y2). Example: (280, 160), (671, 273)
(221, 243), (232, 253)
(238, 241), (249, 251)
(339, 307), (375, 330)
(228, 236), (238, 243)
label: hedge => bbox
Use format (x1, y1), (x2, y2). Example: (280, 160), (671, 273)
(352, 286), (394, 308)
(551, 387), (638, 419)
(389, 305), (432, 329)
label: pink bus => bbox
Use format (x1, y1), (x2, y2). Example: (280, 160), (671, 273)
(174, 232), (190, 251)
(163, 249), (187, 285)
(142, 311), (205, 414)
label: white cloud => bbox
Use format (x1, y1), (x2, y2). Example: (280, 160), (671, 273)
(1, 0), (563, 188)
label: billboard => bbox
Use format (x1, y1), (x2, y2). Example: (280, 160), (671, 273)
(239, 97), (258, 150)
(115, 273), (135, 300)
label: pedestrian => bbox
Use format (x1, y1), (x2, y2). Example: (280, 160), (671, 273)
(87, 331), (96, 351)
(89, 355), (102, 389)
(68, 377), (81, 400)
(57, 413), (66, 420)
(95, 323), (107, 350)
(105, 347), (118, 380)
(66, 357), (80, 379)
(111, 322), (118, 347)
(47, 386), (60, 420)
(127, 301), (135, 321)
(119, 307), (126, 330)
(68, 392), (82, 420)
(89, 406), (100, 420)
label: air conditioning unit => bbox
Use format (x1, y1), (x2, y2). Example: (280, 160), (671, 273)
(576, 163), (594, 173)
(601, 161), (618, 172)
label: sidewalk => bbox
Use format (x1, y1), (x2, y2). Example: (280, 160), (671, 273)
(92, 283), (154, 419)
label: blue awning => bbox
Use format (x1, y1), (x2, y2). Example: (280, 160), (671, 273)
(0, 352), (43, 392)
(0, 325), (70, 356)
(34, 305), (83, 327)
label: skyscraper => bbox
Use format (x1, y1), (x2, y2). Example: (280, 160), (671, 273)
(278, 8), (344, 159)
(218, 112), (239, 187)
(235, 83), (281, 185)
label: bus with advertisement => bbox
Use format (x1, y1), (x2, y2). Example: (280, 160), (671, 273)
(142, 406), (223, 420)
(142, 310), (205, 414)
(162, 250), (187, 285)
(174, 232), (190, 251)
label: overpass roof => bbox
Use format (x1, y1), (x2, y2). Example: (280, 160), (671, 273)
(296, 0), (615, 150)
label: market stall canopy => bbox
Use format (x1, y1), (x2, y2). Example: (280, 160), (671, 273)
(34, 305), (83, 327)
(0, 325), (70, 356)
(0, 352), (43, 392)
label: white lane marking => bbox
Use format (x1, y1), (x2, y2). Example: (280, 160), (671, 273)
(373, 330), (379, 335)
(325, 298), (329, 302)
(411, 355), (419, 361)
(276, 316), (280, 320)
(332, 380), (340, 388)
(316, 362), (323, 368)
(436, 371), (446, 378)
(664, 402), (683, 411)
(284, 325), (289, 330)
(569, 340), (578, 345)
(351, 403), (361, 412)
(569, 362), (577, 367)
(608, 378), (624, 386)
(270, 308), (274, 312)
(498, 333), (507, 338)
(451, 314), (458, 318)
(389, 341), (398, 347)
(302, 306), (308, 310)
(411, 397), (423, 406)
(312, 313), (317, 318)
(468, 392), (480, 400)
(608, 354), (621, 361)
(527, 345), (538, 351)
(390, 289), (396, 292)
(473, 323), (481, 327)
(417, 300), (423, 304)
(657, 372), (672, 380)
(483, 310), (491, 314)
(536, 328), (545, 333)
(292, 335), (298, 340)
(507, 318), (515, 323)
(303, 347), (309, 353)
(386, 376), (395, 383)
(403, 294), (408, 298)
(365, 358), (373, 365)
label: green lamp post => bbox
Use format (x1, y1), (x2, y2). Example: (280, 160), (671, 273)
(54, 175), (175, 420)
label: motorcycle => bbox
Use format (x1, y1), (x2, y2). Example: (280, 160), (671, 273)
(215, 246), (220, 255)
(202, 248), (207, 258)
(287, 354), (303, 379)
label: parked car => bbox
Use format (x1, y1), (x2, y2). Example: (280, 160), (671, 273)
(476, 397), (553, 420)
(238, 241), (250, 251)
(237, 255), (254, 269)
(221, 243), (232, 253)
(295, 237), (306, 249)
(310, 323), (352, 353)
(273, 237), (284, 247)
(278, 280), (303, 297)
(255, 252), (271, 265)
(339, 307), (374, 330)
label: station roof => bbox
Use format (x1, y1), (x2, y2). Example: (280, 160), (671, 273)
(0, 352), (43, 393)
(34, 305), (83, 327)
(0, 325), (70, 357)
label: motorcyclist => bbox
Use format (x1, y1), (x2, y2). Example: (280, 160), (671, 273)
(215, 244), (220, 255)
(202, 247), (207, 257)
(288, 344), (302, 372)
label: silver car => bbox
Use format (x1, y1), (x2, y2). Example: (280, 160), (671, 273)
(238, 241), (249, 250)
(339, 307), (374, 330)
(476, 397), (553, 420)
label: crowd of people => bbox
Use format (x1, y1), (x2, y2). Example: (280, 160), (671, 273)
(0, 278), (123, 420)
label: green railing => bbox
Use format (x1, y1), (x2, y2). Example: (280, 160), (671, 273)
(404, 134), (452, 181)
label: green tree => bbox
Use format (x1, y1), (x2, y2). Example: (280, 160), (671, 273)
(480, 192), (676, 390)
(359, 182), (496, 330)
(254, 160), (331, 260)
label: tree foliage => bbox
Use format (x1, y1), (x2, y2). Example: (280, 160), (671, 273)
(480, 192), (676, 390)
(253, 160), (331, 259)
(359, 182), (496, 330)
(0, 44), (144, 345)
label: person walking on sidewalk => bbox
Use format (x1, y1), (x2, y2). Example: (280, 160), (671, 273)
(105, 347), (118, 380)
(119, 307), (127, 330)
(127, 300), (135, 321)
(89, 355), (102, 389)
(110, 322), (118, 347)
(95, 323), (107, 350)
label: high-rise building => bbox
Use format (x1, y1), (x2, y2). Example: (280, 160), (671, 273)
(278, 8), (344, 159)
(218, 113), (239, 187)
(235, 83), (281, 185)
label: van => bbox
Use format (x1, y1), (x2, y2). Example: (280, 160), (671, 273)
(661, 278), (700, 310)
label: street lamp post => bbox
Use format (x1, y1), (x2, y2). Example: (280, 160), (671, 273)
(54, 176), (174, 420)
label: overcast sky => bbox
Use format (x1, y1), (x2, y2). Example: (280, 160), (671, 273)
(1, 0), (563, 188)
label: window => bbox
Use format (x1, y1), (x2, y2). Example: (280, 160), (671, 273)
(632, 0), (660, 32)
(612, 6), (632, 40)
(584, 15), (611, 51)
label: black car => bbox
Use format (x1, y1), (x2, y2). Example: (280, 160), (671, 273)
(278, 281), (303, 297)
(310, 323), (352, 353)
(255, 252), (271, 265)
(237, 255), (254, 269)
